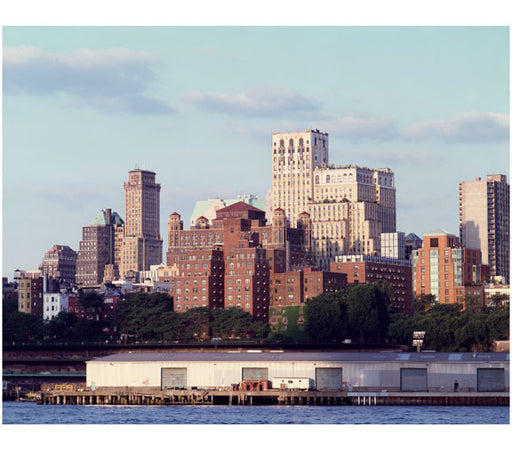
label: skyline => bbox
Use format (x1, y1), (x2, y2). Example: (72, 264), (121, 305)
(2, 26), (510, 279)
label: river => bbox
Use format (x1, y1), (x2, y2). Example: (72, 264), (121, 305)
(2, 401), (509, 424)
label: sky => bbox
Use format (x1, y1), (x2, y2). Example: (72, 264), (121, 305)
(1, 21), (510, 279)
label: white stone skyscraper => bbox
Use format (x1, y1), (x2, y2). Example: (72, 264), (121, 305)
(271, 129), (329, 228)
(459, 174), (510, 283)
(271, 129), (396, 269)
(120, 169), (163, 279)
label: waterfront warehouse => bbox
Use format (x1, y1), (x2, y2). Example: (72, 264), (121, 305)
(86, 351), (509, 392)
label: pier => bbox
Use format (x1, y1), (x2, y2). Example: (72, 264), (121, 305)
(38, 387), (509, 407)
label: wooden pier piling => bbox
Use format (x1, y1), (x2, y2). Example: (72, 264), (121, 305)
(38, 387), (509, 407)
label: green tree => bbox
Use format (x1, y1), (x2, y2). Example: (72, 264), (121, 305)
(113, 292), (174, 341)
(345, 283), (390, 343)
(45, 312), (78, 341)
(305, 292), (346, 342)
(2, 299), (45, 343)
(413, 294), (437, 314)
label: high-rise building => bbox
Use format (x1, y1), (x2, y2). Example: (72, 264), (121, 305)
(271, 130), (396, 269)
(412, 231), (488, 306)
(120, 169), (163, 279)
(459, 174), (510, 283)
(271, 130), (329, 228)
(76, 209), (124, 286)
(39, 245), (77, 283)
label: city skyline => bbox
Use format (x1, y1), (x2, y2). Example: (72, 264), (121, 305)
(2, 26), (509, 279)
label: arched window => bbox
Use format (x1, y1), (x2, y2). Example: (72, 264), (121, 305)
(315, 175), (320, 184)
(326, 175), (330, 184)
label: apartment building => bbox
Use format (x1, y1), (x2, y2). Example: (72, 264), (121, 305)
(271, 129), (328, 228)
(330, 255), (413, 315)
(271, 130), (396, 270)
(39, 244), (77, 283)
(412, 231), (488, 306)
(76, 209), (124, 286)
(17, 274), (44, 316)
(459, 174), (510, 283)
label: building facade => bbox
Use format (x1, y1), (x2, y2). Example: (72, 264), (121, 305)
(17, 275), (44, 317)
(271, 129), (329, 228)
(120, 170), (163, 278)
(459, 174), (510, 283)
(271, 130), (396, 270)
(166, 202), (315, 321)
(87, 351), (509, 393)
(381, 232), (406, 260)
(76, 209), (124, 286)
(330, 255), (413, 315)
(412, 231), (488, 306)
(39, 245), (77, 283)
(43, 291), (70, 321)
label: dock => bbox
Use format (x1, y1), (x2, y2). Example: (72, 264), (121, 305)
(38, 387), (510, 407)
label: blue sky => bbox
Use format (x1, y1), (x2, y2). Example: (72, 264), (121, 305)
(2, 25), (509, 278)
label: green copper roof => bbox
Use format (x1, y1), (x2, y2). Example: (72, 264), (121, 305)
(90, 210), (124, 226)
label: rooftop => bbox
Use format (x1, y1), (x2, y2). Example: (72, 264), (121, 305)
(88, 351), (509, 364)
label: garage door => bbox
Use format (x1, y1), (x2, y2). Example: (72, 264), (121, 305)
(315, 368), (343, 390)
(161, 367), (187, 389)
(477, 368), (505, 392)
(242, 367), (268, 380)
(400, 368), (427, 391)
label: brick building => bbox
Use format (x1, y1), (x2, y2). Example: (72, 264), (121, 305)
(17, 274), (44, 317)
(39, 244), (77, 284)
(412, 231), (488, 307)
(76, 209), (124, 286)
(330, 255), (413, 315)
(269, 267), (347, 308)
(166, 202), (314, 321)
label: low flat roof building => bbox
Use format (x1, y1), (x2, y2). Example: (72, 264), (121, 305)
(87, 351), (509, 393)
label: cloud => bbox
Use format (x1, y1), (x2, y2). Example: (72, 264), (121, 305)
(403, 112), (509, 143)
(3, 46), (176, 115)
(323, 116), (399, 141)
(182, 86), (320, 117)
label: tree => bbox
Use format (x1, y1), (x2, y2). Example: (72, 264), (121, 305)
(413, 294), (436, 314)
(45, 312), (78, 341)
(305, 292), (346, 342)
(345, 284), (390, 344)
(113, 292), (174, 340)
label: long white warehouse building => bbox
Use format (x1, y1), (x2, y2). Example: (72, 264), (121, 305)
(86, 351), (509, 392)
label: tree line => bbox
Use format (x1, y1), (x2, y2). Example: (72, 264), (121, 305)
(3, 286), (509, 351)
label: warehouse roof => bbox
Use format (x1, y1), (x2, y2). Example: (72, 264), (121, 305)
(88, 351), (509, 364)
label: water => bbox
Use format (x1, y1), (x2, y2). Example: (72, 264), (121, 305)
(2, 401), (509, 425)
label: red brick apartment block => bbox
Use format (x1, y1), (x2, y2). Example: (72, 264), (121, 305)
(330, 256), (413, 315)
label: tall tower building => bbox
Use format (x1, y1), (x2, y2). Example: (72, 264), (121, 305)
(271, 130), (329, 228)
(120, 169), (163, 278)
(76, 209), (124, 285)
(459, 175), (510, 283)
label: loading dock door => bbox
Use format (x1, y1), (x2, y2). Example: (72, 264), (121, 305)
(477, 368), (505, 392)
(242, 368), (268, 380)
(315, 368), (343, 390)
(400, 368), (427, 391)
(161, 367), (187, 389)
